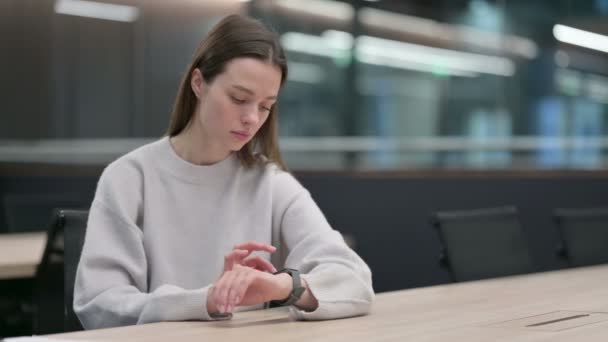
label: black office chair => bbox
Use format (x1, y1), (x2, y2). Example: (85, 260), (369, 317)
(2, 194), (85, 233)
(62, 209), (88, 332)
(431, 206), (533, 282)
(33, 210), (67, 334)
(32, 209), (87, 334)
(554, 207), (608, 267)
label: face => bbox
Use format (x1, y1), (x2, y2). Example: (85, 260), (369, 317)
(191, 57), (282, 153)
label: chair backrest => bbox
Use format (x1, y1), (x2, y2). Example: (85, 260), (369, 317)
(61, 209), (88, 332)
(554, 207), (608, 267)
(32, 209), (88, 334)
(431, 206), (533, 282)
(2, 194), (85, 233)
(33, 210), (67, 334)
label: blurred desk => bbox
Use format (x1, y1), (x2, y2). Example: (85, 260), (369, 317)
(45, 265), (608, 341)
(0, 232), (46, 279)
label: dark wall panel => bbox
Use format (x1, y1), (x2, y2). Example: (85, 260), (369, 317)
(0, 0), (53, 139)
(2, 165), (607, 292)
(300, 174), (608, 291)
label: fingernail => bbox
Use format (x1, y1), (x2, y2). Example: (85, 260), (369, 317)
(220, 304), (225, 313)
(235, 296), (240, 304)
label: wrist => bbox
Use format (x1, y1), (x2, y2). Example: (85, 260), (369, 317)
(274, 272), (293, 301)
(270, 268), (307, 307)
(206, 287), (219, 315)
(294, 279), (318, 312)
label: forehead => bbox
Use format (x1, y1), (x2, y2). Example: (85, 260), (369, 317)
(218, 57), (282, 97)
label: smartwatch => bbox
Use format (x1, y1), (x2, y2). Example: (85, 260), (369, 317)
(270, 268), (306, 306)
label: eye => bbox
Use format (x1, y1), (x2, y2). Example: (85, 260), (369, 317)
(230, 96), (246, 104)
(260, 105), (271, 113)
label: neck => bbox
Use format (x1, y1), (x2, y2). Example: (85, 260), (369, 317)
(170, 123), (231, 166)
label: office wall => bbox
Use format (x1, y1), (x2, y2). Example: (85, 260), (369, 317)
(1, 0), (241, 139)
(299, 172), (608, 291)
(0, 0), (53, 139)
(2, 164), (607, 292)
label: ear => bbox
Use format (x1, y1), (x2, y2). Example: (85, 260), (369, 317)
(190, 68), (207, 99)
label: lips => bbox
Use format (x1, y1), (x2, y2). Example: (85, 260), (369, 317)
(230, 131), (250, 141)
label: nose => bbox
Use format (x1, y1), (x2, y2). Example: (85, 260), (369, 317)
(241, 106), (259, 126)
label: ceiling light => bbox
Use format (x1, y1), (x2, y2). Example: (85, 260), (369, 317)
(553, 24), (608, 54)
(54, 0), (139, 23)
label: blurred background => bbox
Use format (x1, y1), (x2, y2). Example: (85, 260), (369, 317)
(1, 0), (608, 338)
(2, 0), (608, 170)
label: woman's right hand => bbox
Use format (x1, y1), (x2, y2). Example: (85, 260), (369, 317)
(223, 241), (277, 273)
(208, 241), (277, 315)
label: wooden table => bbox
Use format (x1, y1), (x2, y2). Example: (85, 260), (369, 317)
(44, 264), (608, 341)
(0, 232), (46, 279)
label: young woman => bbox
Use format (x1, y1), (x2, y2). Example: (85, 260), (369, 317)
(74, 14), (374, 329)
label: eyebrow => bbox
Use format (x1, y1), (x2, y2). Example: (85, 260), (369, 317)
(231, 85), (277, 100)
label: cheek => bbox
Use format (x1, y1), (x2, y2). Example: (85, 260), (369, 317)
(212, 95), (237, 121)
(199, 97), (231, 128)
(218, 98), (238, 120)
(196, 105), (212, 129)
(260, 110), (272, 126)
(259, 112), (270, 127)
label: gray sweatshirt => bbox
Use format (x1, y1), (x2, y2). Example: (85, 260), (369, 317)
(74, 137), (374, 329)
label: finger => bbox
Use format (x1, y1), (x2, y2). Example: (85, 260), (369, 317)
(210, 276), (225, 314)
(242, 255), (277, 273)
(233, 241), (276, 253)
(233, 268), (256, 308)
(224, 268), (244, 313)
(228, 268), (251, 310)
(222, 270), (242, 313)
(224, 249), (250, 271)
(214, 270), (237, 313)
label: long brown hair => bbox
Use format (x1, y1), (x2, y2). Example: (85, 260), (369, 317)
(167, 14), (288, 170)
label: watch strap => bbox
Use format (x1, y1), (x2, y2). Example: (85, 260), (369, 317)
(270, 268), (306, 307)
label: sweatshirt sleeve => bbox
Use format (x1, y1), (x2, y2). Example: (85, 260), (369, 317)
(272, 171), (375, 321)
(74, 160), (230, 330)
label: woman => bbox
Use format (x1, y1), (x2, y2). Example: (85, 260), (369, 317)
(74, 14), (374, 329)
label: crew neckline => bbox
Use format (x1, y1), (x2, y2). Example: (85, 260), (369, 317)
(157, 136), (239, 184)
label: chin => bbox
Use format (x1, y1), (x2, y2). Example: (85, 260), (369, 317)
(230, 142), (248, 152)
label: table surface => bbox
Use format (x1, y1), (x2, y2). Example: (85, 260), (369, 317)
(46, 264), (608, 342)
(0, 232), (47, 280)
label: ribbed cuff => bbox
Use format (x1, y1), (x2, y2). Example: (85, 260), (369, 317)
(138, 285), (233, 323)
(199, 286), (233, 321)
(287, 273), (372, 321)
